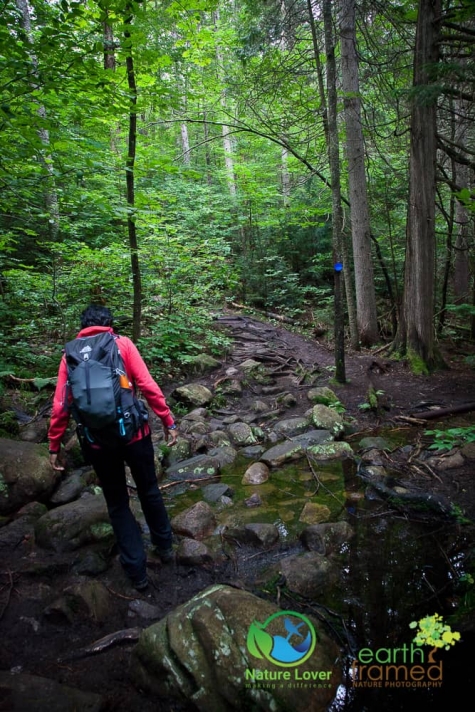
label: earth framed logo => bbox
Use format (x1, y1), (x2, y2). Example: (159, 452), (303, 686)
(246, 610), (318, 667)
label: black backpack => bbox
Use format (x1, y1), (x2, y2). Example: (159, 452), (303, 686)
(64, 331), (148, 447)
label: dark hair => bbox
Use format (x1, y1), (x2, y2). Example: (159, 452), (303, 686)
(80, 304), (113, 329)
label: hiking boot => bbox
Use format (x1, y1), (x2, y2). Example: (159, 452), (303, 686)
(133, 577), (149, 591)
(155, 548), (175, 564)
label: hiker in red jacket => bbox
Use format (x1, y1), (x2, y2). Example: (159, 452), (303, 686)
(48, 304), (178, 591)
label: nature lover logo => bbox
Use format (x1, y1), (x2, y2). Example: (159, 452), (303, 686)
(247, 610), (317, 667)
(244, 610), (334, 690)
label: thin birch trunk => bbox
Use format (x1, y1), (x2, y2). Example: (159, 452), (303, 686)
(15, 0), (60, 242)
(214, 10), (237, 197)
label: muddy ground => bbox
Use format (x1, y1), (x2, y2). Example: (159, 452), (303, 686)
(1, 312), (475, 711)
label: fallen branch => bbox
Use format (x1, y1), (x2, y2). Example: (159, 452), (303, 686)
(371, 342), (392, 355)
(396, 415), (427, 425)
(414, 461), (443, 484)
(408, 402), (475, 421)
(5, 374), (37, 384)
(105, 585), (139, 601)
(357, 464), (452, 515)
(306, 453), (321, 495)
(306, 454), (345, 507)
(58, 627), (142, 662)
(159, 475), (220, 490)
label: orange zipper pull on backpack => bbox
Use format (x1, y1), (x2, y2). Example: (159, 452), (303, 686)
(119, 373), (130, 388)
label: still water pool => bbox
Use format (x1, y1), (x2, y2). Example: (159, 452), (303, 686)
(162, 446), (473, 709)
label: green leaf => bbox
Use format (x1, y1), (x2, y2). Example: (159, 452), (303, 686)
(246, 621), (273, 660)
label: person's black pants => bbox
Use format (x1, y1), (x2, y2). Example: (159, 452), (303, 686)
(85, 434), (172, 584)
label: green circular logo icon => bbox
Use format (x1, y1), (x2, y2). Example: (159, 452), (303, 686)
(246, 610), (317, 667)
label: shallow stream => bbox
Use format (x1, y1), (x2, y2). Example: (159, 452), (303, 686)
(161, 430), (473, 709)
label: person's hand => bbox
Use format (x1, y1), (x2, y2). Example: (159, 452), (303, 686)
(164, 426), (178, 446)
(49, 452), (65, 471)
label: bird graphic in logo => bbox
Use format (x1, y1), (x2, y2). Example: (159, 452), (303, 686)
(247, 611), (317, 667)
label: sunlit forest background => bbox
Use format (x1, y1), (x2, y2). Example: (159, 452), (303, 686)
(1, 0), (475, 382)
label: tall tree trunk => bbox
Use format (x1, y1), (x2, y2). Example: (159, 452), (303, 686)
(202, 109), (213, 185)
(99, 3), (118, 158)
(306, 0), (329, 144)
(453, 99), (471, 303)
(323, 0), (346, 382)
(281, 146), (291, 207)
(15, 0), (60, 242)
(309, 0), (357, 352)
(175, 60), (191, 165)
(339, 0), (378, 346)
(103, 19), (116, 70)
(181, 122), (191, 165)
(220, 104), (237, 197)
(124, 5), (142, 341)
(279, 4), (291, 208)
(393, 0), (442, 372)
(437, 191), (454, 333)
(214, 10), (237, 197)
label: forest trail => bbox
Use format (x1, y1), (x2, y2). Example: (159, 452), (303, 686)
(209, 311), (475, 426)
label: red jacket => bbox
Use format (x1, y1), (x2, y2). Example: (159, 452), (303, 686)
(48, 326), (175, 452)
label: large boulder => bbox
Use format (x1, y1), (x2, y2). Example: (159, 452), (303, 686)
(0, 439), (60, 515)
(273, 417), (310, 438)
(307, 442), (354, 461)
(0, 501), (47, 550)
(34, 492), (113, 552)
(279, 552), (340, 598)
(173, 383), (214, 407)
(131, 584), (341, 712)
(0, 671), (103, 712)
(165, 454), (220, 482)
(301, 521), (355, 556)
(170, 500), (217, 540)
(310, 405), (344, 438)
(260, 441), (305, 467)
(225, 522), (280, 548)
(227, 422), (257, 447)
(242, 462), (270, 485)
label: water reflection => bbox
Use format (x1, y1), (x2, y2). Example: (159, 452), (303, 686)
(330, 461), (472, 709)
(162, 446), (472, 707)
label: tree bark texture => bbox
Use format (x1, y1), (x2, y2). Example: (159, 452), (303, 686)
(103, 21), (116, 71)
(395, 0), (441, 371)
(339, 0), (378, 346)
(453, 99), (471, 303)
(323, 0), (346, 382)
(214, 10), (237, 198)
(124, 7), (142, 341)
(15, 0), (60, 242)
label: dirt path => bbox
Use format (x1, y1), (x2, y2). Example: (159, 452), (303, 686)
(207, 312), (475, 520)
(211, 312), (475, 421)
